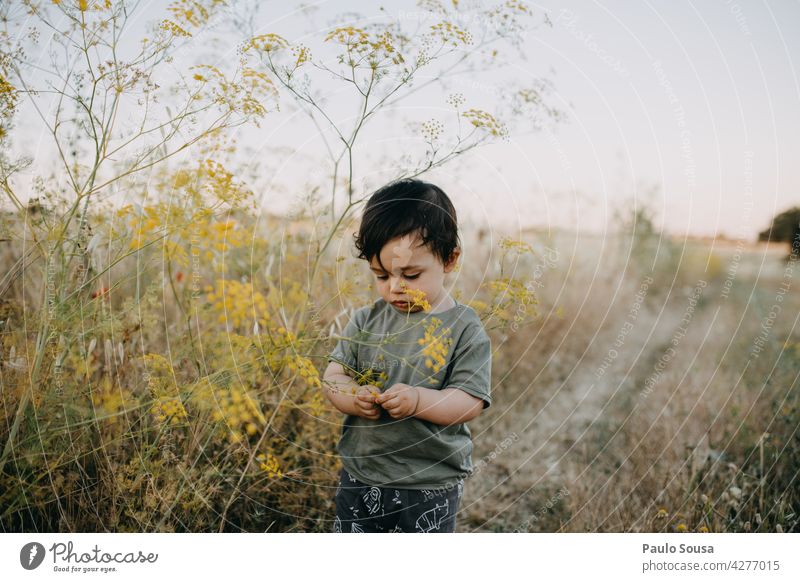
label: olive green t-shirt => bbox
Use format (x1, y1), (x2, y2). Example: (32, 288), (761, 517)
(328, 297), (492, 489)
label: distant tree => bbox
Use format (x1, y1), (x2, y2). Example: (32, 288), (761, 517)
(758, 206), (800, 258)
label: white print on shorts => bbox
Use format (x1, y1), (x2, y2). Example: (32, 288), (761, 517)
(363, 487), (382, 515)
(415, 499), (449, 532)
(333, 516), (342, 533)
(351, 522), (365, 533)
(392, 490), (401, 505)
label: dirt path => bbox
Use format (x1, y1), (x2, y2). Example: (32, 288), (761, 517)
(460, 275), (716, 531)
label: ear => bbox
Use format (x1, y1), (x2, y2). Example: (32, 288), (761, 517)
(443, 247), (461, 273)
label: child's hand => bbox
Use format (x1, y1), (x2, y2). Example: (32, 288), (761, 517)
(376, 383), (420, 419)
(353, 386), (381, 420)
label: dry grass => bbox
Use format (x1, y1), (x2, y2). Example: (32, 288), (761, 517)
(460, 228), (799, 533)
(1, 200), (796, 533)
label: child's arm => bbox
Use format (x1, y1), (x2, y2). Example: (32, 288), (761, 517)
(414, 386), (484, 425)
(377, 384), (484, 426)
(323, 361), (381, 420)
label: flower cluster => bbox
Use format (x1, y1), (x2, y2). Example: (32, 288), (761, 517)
(352, 366), (389, 392)
(285, 353), (322, 389)
(158, 0), (226, 38)
(192, 217), (252, 263)
(486, 0), (533, 39)
(122, 204), (167, 252)
(308, 391), (327, 416)
(166, 0), (217, 28)
(462, 108), (508, 137)
(417, 317), (453, 374)
(324, 26), (370, 47)
(118, 197), (252, 273)
(291, 44), (312, 67)
(401, 282), (432, 312)
(189, 64), (276, 121)
(160, 19), (191, 38)
(499, 236), (534, 255)
(244, 33), (289, 53)
(195, 378), (266, 444)
(488, 277), (537, 307)
(142, 353), (177, 393)
(421, 119), (444, 142)
(256, 325), (321, 389)
(141, 354), (189, 426)
(368, 30), (401, 66)
(0, 72), (19, 139)
(429, 21), (473, 46)
(257, 452), (283, 478)
(485, 277), (539, 327)
(205, 279), (270, 331)
(150, 396), (188, 426)
(324, 26), (403, 70)
(446, 92), (465, 108)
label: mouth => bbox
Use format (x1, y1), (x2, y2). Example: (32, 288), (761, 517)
(392, 301), (411, 309)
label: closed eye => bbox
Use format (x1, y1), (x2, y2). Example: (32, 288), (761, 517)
(376, 274), (420, 280)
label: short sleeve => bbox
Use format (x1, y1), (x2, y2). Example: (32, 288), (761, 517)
(328, 307), (368, 375)
(444, 324), (492, 409)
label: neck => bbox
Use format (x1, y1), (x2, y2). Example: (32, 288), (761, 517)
(428, 291), (455, 313)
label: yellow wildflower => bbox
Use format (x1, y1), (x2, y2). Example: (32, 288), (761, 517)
(257, 452), (283, 478)
(417, 317), (453, 374)
(400, 282), (432, 312)
(193, 378), (266, 444)
(429, 21), (473, 46)
(499, 236), (533, 254)
(462, 108), (507, 137)
(324, 26), (369, 46)
(244, 33), (289, 53)
(150, 396), (188, 426)
(204, 278), (270, 331)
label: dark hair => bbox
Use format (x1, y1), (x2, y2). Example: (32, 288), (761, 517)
(354, 178), (460, 270)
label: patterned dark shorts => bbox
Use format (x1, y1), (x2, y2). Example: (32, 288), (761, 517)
(333, 467), (464, 533)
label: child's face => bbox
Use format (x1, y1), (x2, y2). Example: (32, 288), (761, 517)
(368, 232), (459, 313)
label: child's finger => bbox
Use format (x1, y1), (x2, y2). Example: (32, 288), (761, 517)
(355, 399), (375, 411)
(356, 399), (376, 412)
(382, 394), (401, 406)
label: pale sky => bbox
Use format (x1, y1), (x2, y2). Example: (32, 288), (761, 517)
(9, 0), (800, 240)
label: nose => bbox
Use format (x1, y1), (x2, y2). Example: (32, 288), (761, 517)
(389, 277), (405, 295)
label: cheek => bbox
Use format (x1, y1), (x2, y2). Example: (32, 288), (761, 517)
(419, 274), (438, 287)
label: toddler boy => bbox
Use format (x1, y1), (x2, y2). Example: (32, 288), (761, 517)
(323, 178), (492, 533)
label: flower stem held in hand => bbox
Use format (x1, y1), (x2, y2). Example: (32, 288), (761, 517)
(375, 383), (420, 419)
